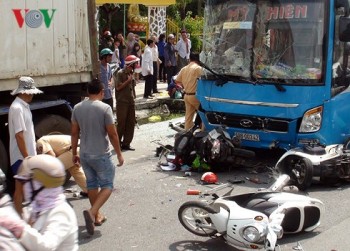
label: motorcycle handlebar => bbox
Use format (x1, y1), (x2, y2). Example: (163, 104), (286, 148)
(186, 180), (245, 196)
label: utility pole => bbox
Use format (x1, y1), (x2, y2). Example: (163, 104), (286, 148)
(87, 0), (100, 79)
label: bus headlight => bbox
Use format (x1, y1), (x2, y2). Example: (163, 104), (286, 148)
(299, 106), (323, 133)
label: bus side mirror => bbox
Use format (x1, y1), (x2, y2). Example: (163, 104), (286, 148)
(339, 16), (350, 42)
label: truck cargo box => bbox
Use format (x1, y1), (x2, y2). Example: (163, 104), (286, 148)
(0, 0), (95, 91)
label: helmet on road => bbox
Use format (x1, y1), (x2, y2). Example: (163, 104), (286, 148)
(125, 55), (140, 66)
(201, 172), (218, 184)
(100, 48), (113, 58)
(16, 155), (66, 188)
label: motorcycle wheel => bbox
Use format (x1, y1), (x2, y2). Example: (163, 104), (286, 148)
(281, 156), (313, 190)
(178, 201), (218, 237)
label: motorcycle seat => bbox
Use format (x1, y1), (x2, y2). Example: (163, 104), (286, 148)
(244, 198), (278, 217)
(224, 193), (279, 217)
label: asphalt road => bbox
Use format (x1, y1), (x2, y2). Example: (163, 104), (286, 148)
(66, 117), (350, 251)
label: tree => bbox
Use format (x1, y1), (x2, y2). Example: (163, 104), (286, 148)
(99, 4), (120, 33)
(176, 0), (192, 21)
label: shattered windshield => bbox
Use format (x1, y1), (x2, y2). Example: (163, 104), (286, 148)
(200, 0), (326, 84)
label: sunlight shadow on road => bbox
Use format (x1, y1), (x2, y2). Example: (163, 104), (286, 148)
(78, 226), (102, 245)
(169, 239), (238, 251)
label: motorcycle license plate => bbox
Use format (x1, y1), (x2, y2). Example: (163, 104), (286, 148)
(234, 132), (260, 141)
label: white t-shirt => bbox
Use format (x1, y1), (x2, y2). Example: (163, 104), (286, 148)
(8, 97), (37, 166)
(141, 46), (154, 76)
(175, 38), (191, 59)
(111, 48), (120, 65)
(151, 44), (159, 62)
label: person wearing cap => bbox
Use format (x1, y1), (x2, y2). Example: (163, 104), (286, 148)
(36, 134), (88, 196)
(142, 39), (155, 99)
(71, 78), (124, 235)
(113, 55), (140, 151)
(175, 52), (203, 130)
(164, 34), (177, 85)
(175, 29), (192, 72)
(8, 76), (43, 215)
(100, 48), (114, 111)
(0, 155), (78, 250)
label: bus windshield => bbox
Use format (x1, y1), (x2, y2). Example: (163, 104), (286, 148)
(201, 0), (326, 85)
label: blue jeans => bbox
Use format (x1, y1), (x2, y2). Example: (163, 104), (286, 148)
(80, 152), (115, 190)
(11, 160), (23, 175)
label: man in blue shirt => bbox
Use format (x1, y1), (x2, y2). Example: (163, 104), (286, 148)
(157, 33), (166, 83)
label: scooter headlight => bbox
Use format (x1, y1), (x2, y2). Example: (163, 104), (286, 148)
(242, 226), (263, 243)
(299, 106), (323, 133)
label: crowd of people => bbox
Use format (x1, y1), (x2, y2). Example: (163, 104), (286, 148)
(98, 29), (200, 150)
(0, 28), (203, 250)
(99, 29), (193, 97)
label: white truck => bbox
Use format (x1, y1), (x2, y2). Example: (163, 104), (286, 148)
(0, 0), (99, 174)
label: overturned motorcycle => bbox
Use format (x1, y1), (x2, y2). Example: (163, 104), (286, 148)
(173, 125), (255, 169)
(276, 139), (350, 190)
(178, 175), (324, 250)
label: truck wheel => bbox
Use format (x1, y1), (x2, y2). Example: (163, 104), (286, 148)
(34, 115), (71, 138)
(0, 140), (9, 175)
(281, 156), (313, 191)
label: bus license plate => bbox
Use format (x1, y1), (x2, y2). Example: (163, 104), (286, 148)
(234, 132), (260, 141)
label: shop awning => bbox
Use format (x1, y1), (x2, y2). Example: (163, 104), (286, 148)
(95, 0), (175, 6)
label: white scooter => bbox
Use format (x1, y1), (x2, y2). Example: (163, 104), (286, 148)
(178, 175), (324, 250)
(276, 140), (350, 190)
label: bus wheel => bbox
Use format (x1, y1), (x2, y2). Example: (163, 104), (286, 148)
(34, 115), (71, 138)
(281, 156), (313, 191)
(0, 140), (9, 175)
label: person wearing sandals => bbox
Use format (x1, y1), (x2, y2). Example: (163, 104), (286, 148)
(71, 79), (124, 235)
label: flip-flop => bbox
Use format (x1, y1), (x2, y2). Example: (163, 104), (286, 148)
(83, 210), (95, 235)
(94, 216), (107, 226)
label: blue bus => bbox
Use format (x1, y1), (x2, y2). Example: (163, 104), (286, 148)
(197, 0), (350, 150)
